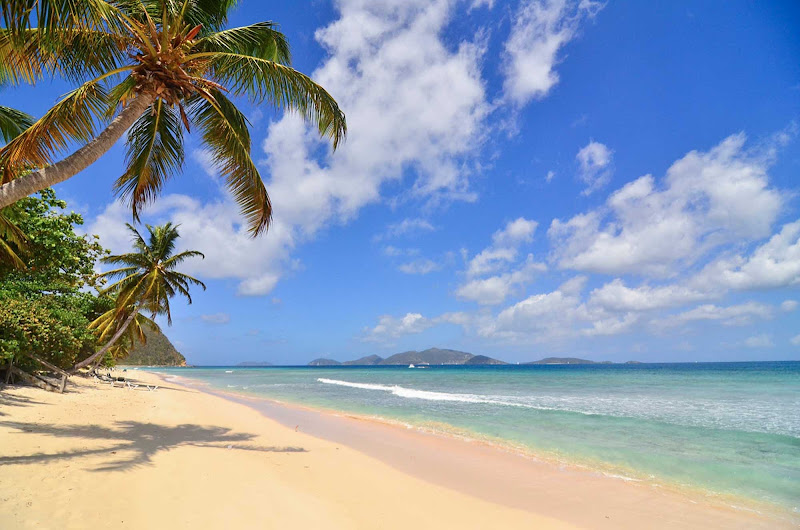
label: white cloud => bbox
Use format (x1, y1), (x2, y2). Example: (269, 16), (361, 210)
(200, 312), (231, 325)
(576, 140), (612, 194)
(545, 170), (556, 183)
(456, 257), (546, 305)
(581, 313), (639, 337)
(485, 283), (585, 340)
(790, 334), (800, 346)
(377, 218), (436, 241)
(588, 279), (709, 312)
(691, 220), (800, 291)
(458, 217), (544, 304)
(398, 259), (441, 275)
(549, 134), (784, 277)
(264, 0), (489, 219)
(503, 0), (603, 105)
(491, 217), (538, 247)
(363, 312), (433, 342)
(466, 217), (538, 277)
(744, 334), (775, 348)
(781, 300), (798, 312)
(466, 247), (519, 277)
(655, 302), (774, 329)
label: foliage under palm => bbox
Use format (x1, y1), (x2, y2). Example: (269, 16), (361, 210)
(73, 221), (204, 370)
(0, 0), (347, 235)
(88, 306), (160, 366)
(0, 104), (33, 267)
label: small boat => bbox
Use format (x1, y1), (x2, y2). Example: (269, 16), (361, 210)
(408, 364), (415, 369)
(225, 370), (233, 373)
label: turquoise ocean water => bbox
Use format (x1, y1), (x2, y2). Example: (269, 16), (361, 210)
(156, 362), (799, 516)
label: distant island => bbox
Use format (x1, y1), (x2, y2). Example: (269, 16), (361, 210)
(526, 357), (611, 365)
(236, 361), (274, 367)
(306, 348), (633, 366)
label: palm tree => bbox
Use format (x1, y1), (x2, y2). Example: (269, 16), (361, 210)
(0, 105), (32, 268)
(72, 221), (205, 370)
(0, 0), (346, 235)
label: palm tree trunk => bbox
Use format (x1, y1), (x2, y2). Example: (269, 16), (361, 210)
(71, 307), (140, 372)
(0, 94), (155, 209)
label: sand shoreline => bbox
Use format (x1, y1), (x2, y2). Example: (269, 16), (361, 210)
(0, 370), (793, 529)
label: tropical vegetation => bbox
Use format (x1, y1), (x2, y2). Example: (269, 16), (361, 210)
(73, 222), (205, 370)
(0, 0), (346, 235)
(0, 189), (111, 374)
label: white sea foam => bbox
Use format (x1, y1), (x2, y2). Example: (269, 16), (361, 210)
(316, 378), (566, 411)
(315, 378), (800, 437)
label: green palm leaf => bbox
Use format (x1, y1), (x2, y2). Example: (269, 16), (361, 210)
(194, 52), (346, 148)
(115, 99), (185, 219)
(188, 90), (271, 235)
(0, 106), (34, 143)
(0, 208), (27, 268)
(192, 22), (291, 63)
(0, 28), (130, 85)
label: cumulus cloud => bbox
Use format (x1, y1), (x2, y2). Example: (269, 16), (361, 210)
(359, 130), (796, 348)
(200, 313), (231, 325)
(576, 140), (613, 194)
(691, 220), (800, 291)
(503, 0), (603, 105)
(588, 279), (708, 312)
(477, 279), (598, 341)
(458, 217), (544, 304)
(791, 335), (800, 346)
(465, 217), (538, 277)
(654, 302), (774, 329)
(363, 312), (434, 342)
(744, 334), (775, 348)
(457, 257), (546, 305)
(549, 134), (784, 277)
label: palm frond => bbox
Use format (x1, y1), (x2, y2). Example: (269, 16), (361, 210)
(2, 0), (132, 39)
(0, 106), (34, 143)
(192, 22), (291, 63)
(192, 52), (346, 149)
(188, 90), (270, 235)
(114, 100), (184, 218)
(0, 209), (27, 268)
(162, 249), (203, 268)
(0, 81), (109, 183)
(175, 0), (238, 34)
(167, 270), (206, 289)
(0, 28), (130, 85)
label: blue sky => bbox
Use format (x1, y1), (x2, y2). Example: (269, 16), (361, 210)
(4, 0), (800, 364)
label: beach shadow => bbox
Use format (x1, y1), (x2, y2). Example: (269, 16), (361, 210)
(0, 420), (307, 471)
(0, 392), (47, 416)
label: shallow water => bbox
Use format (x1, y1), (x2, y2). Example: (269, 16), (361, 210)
(157, 362), (800, 515)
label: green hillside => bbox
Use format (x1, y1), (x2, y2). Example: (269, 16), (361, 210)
(120, 327), (186, 366)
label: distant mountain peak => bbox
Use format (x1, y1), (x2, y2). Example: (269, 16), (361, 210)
(308, 358), (341, 366)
